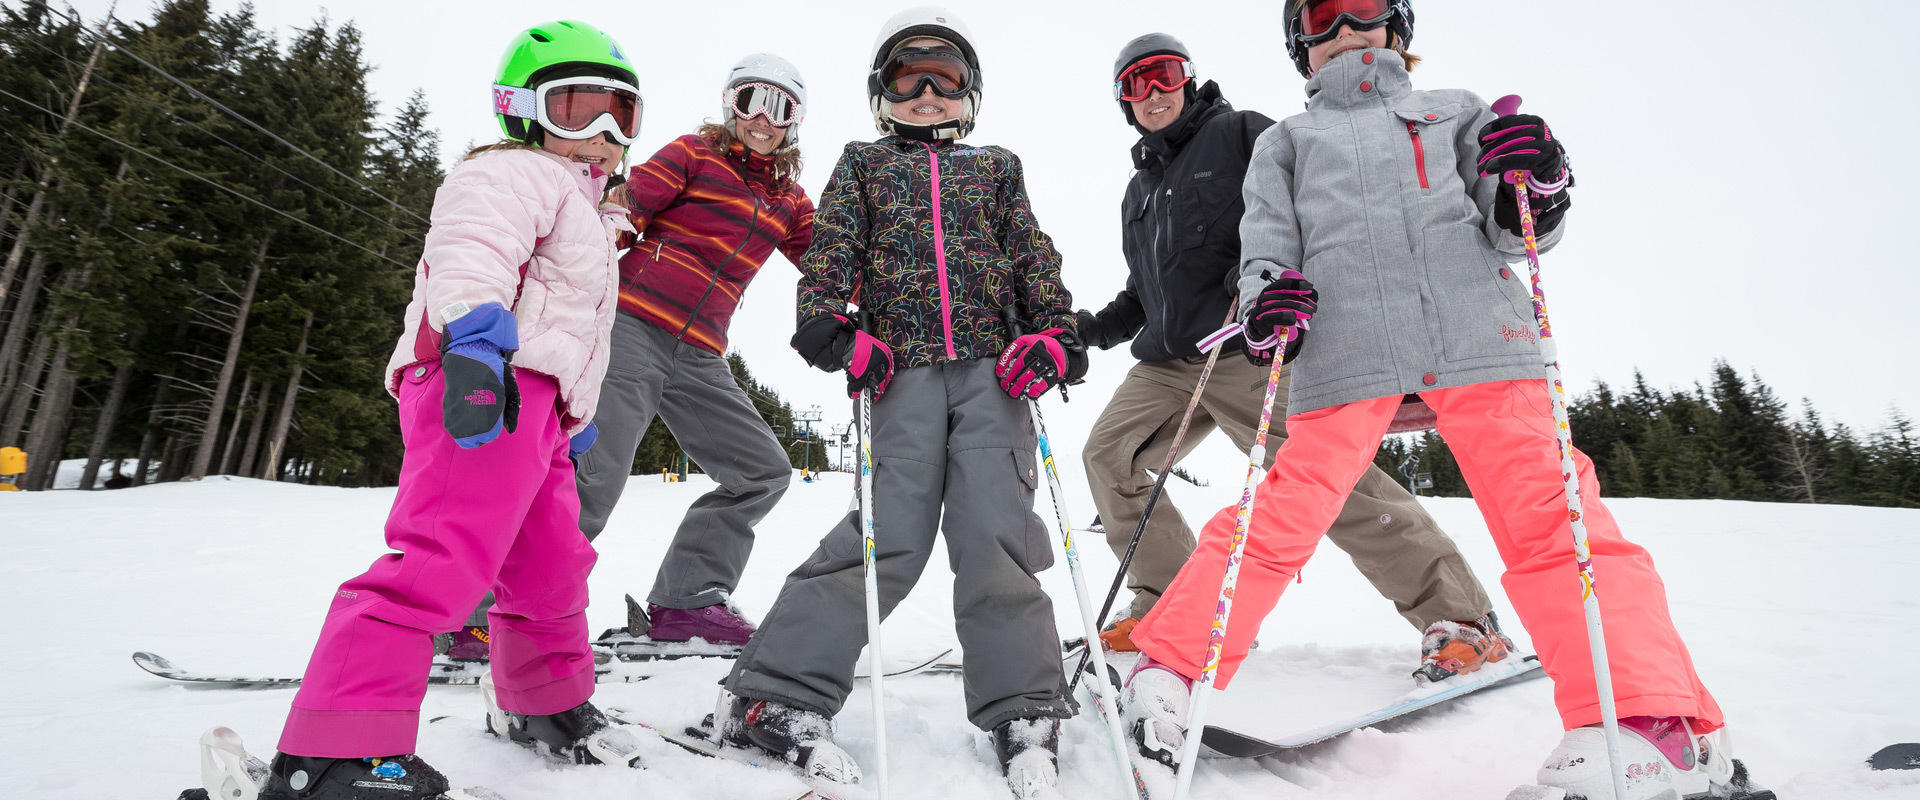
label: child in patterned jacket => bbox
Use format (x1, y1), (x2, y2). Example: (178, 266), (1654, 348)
(715, 7), (1085, 797)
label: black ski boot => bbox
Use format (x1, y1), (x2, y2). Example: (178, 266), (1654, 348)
(715, 690), (862, 786)
(264, 753), (451, 799)
(992, 717), (1061, 798)
(480, 672), (642, 767)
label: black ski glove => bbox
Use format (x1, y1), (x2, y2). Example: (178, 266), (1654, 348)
(792, 314), (854, 372)
(1242, 272), (1314, 368)
(1479, 114), (1573, 237)
(1073, 309), (1126, 351)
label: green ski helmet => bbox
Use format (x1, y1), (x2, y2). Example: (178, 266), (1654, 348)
(491, 20), (642, 144)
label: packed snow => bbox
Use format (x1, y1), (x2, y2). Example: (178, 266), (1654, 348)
(4, 463), (1918, 798)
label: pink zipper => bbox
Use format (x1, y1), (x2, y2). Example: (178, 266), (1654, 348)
(924, 143), (956, 359)
(1406, 121), (1429, 189)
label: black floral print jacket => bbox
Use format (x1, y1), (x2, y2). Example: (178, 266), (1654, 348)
(796, 135), (1074, 369)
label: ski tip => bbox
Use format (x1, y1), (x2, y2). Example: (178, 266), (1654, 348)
(1491, 94), (1524, 116)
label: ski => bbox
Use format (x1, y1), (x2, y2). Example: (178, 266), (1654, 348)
(1871, 742), (1920, 770)
(593, 632), (744, 662)
(1200, 654), (1546, 758)
(604, 707), (873, 800)
(132, 651), (650, 687)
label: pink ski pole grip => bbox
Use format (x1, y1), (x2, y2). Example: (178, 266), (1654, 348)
(1491, 94), (1523, 116)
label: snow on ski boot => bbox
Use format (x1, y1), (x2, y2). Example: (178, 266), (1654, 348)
(260, 753), (453, 800)
(646, 599), (757, 645)
(715, 689), (862, 787)
(1122, 655), (1192, 769)
(1415, 611), (1514, 682)
(992, 717), (1062, 799)
(479, 671), (643, 767)
(1512, 716), (1776, 800)
(446, 625), (491, 662)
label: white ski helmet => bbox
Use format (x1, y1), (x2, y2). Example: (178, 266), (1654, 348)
(723, 53), (807, 145)
(867, 6), (982, 141)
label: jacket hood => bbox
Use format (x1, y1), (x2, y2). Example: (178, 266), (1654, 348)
(1304, 48), (1412, 109)
(1132, 80), (1231, 171)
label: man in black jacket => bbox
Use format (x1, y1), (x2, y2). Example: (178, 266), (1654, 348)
(1078, 33), (1506, 679)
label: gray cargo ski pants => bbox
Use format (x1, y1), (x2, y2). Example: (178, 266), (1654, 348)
(726, 359), (1072, 731)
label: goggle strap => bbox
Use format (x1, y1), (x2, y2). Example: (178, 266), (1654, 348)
(491, 84), (538, 120)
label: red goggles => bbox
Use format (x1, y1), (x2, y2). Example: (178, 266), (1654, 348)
(1297, 0), (1394, 42)
(1114, 55), (1195, 103)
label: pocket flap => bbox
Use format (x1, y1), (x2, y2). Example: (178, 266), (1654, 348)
(1013, 448), (1040, 491)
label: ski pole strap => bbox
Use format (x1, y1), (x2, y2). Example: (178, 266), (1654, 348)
(1196, 322), (1245, 352)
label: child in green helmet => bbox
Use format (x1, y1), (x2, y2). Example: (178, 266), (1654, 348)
(193, 21), (646, 799)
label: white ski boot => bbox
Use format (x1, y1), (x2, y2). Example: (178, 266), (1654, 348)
(1121, 655), (1192, 769)
(992, 717), (1063, 799)
(1509, 716), (1776, 800)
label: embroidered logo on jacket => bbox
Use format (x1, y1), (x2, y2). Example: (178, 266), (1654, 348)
(1499, 324), (1538, 345)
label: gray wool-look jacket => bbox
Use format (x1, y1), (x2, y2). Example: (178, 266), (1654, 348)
(1235, 49), (1564, 416)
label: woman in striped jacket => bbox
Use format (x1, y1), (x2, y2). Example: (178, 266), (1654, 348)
(454, 54), (816, 653)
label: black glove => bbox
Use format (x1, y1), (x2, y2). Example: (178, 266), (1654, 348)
(792, 314), (854, 372)
(1244, 274), (1317, 344)
(1479, 114), (1572, 237)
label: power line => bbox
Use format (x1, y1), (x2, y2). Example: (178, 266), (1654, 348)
(9, 32), (423, 244)
(51, 5), (432, 227)
(0, 85), (413, 269)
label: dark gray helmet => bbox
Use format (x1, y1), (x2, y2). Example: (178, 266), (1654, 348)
(1112, 32), (1195, 129)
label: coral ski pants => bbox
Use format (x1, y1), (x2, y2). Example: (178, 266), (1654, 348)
(279, 364), (598, 758)
(1130, 379), (1724, 731)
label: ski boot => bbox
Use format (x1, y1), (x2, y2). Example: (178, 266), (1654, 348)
(479, 671), (643, 767)
(646, 599), (757, 645)
(1098, 616), (1141, 653)
(992, 717), (1062, 799)
(1414, 612), (1514, 682)
(1121, 655), (1192, 769)
(715, 689), (862, 787)
(179, 726), (479, 800)
(445, 625), (491, 662)
(1509, 716), (1776, 800)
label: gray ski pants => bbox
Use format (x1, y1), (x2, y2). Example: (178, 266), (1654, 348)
(466, 312), (790, 625)
(1082, 354), (1492, 627)
(726, 359), (1072, 731)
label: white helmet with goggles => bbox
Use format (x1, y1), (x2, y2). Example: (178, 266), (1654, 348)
(723, 53), (808, 146)
(867, 6), (982, 142)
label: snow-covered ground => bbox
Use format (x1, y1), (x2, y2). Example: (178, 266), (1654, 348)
(4, 465), (1918, 798)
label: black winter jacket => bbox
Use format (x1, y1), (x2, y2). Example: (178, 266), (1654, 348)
(1084, 82), (1275, 362)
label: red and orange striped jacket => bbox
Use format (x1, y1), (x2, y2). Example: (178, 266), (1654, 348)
(617, 134), (814, 355)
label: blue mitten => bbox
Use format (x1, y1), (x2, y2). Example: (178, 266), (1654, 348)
(441, 302), (521, 448)
(569, 421), (598, 461)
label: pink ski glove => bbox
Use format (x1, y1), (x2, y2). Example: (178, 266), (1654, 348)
(996, 328), (1088, 400)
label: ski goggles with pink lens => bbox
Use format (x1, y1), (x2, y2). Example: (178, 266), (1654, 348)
(1114, 55), (1195, 102)
(1295, 0), (1395, 43)
(727, 82), (805, 128)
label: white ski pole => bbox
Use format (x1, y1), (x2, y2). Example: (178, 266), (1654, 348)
(854, 311), (890, 799)
(1170, 282), (1298, 800)
(1003, 307), (1146, 800)
(1492, 93), (1627, 800)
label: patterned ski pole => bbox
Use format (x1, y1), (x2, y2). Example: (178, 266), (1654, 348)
(854, 310), (890, 799)
(1170, 284), (1298, 800)
(1003, 307), (1146, 800)
(1491, 94), (1627, 800)
(1069, 300), (1240, 698)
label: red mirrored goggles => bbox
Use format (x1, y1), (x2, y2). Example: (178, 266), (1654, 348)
(1297, 0), (1394, 42)
(1114, 55), (1195, 102)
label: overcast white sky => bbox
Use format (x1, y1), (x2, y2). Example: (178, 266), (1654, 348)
(58, 0), (1920, 462)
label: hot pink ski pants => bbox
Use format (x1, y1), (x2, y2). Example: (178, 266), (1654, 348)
(279, 365), (598, 757)
(1130, 379), (1724, 731)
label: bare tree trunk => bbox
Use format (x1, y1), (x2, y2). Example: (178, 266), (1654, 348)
(156, 435), (179, 483)
(21, 354), (76, 490)
(190, 235), (270, 479)
(239, 377), (271, 478)
(79, 355), (137, 489)
(0, 327), (52, 447)
(218, 370), (253, 475)
(130, 375), (171, 487)
(0, 233), (53, 396)
(0, 9), (113, 305)
(1776, 426), (1824, 504)
(0, 157), (29, 253)
(262, 310), (312, 482)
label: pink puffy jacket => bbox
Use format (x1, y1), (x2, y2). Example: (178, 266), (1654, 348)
(385, 147), (633, 434)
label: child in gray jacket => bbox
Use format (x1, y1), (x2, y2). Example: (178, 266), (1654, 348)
(1121, 3), (1771, 799)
